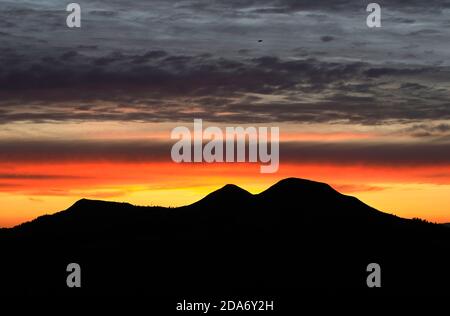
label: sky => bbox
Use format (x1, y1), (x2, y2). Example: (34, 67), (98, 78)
(1, 0), (450, 227)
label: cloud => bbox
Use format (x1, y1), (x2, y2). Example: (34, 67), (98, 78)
(331, 184), (387, 193)
(0, 0), (449, 127)
(0, 49), (448, 125)
(0, 140), (171, 163)
(280, 141), (450, 166)
(1, 139), (450, 167)
(320, 35), (334, 42)
(403, 123), (450, 138)
(0, 174), (87, 180)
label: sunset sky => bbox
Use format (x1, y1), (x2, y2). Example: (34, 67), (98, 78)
(1, 0), (450, 227)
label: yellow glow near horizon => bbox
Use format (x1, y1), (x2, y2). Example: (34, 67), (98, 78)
(2, 178), (450, 228)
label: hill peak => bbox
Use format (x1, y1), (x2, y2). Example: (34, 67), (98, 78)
(258, 177), (338, 199)
(67, 198), (133, 212)
(193, 183), (252, 206)
(205, 184), (252, 197)
(219, 184), (249, 193)
(269, 177), (334, 189)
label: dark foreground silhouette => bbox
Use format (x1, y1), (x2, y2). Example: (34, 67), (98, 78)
(1, 178), (450, 299)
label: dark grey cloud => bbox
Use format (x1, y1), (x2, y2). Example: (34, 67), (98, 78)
(1, 50), (449, 125)
(88, 10), (117, 17)
(320, 36), (335, 42)
(179, 0), (450, 13)
(403, 123), (450, 138)
(281, 141), (450, 166)
(1, 139), (449, 167)
(0, 0), (449, 126)
(363, 67), (428, 78)
(0, 140), (170, 163)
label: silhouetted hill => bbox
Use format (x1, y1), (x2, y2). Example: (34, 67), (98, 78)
(1, 177), (450, 298)
(259, 177), (337, 198)
(192, 183), (253, 207)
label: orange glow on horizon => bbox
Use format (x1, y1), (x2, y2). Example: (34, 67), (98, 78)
(1, 160), (450, 227)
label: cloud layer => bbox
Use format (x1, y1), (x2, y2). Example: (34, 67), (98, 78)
(1, 0), (449, 126)
(1, 139), (449, 167)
